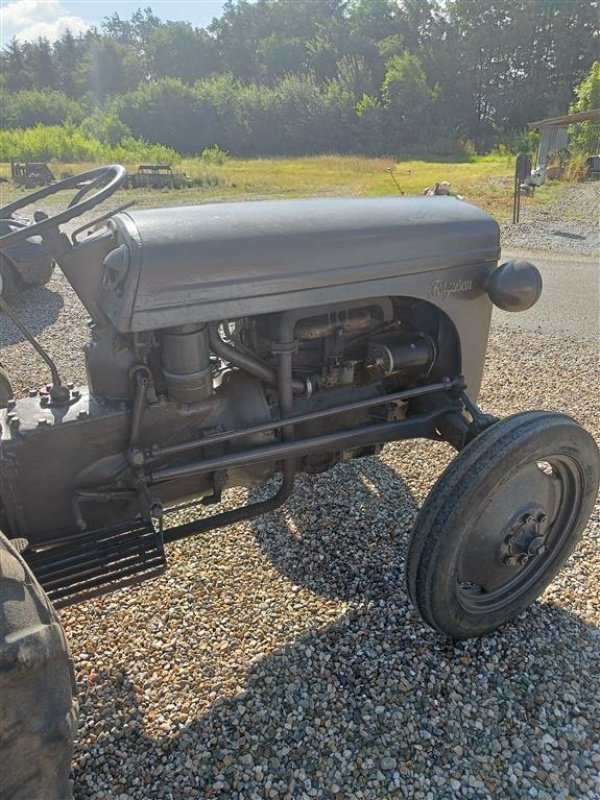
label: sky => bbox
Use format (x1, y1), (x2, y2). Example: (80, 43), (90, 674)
(0, 0), (229, 46)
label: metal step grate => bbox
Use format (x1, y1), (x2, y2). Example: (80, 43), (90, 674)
(24, 521), (166, 608)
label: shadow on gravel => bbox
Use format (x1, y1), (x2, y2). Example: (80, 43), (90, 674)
(0, 286), (63, 346)
(73, 608), (599, 799)
(551, 230), (587, 241)
(71, 460), (600, 798)
(251, 457), (418, 602)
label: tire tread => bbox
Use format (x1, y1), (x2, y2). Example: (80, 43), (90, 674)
(406, 412), (599, 638)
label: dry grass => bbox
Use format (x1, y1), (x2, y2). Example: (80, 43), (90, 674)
(0, 154), (567, 223)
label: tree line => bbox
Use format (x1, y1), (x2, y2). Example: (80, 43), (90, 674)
(1, 0), (598, 158)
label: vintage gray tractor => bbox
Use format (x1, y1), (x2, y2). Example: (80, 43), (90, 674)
(0, 166), (598, 798)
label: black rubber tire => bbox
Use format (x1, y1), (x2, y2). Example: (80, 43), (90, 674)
(0, 258), (17, 303)
(0, 363), (13, 407)
(406, 411), (600, 639)
(0, 533), (78, 800)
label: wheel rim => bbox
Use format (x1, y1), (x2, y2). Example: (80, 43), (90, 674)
(455, 454), (583, 614)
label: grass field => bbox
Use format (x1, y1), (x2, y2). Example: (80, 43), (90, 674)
(0, 154), (565, 223)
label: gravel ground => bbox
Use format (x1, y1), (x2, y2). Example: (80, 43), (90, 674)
(500, 182), (599, 256)
(0, 183), (598, 799)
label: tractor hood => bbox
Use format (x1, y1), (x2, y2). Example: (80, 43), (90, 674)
(98, 196), (500, 332)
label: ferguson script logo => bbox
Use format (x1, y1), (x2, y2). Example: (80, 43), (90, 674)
(429, 278), (473, 299)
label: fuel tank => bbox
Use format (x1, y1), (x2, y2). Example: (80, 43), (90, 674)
(98, 196), (500, 333)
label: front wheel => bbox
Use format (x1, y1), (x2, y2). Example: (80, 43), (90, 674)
(406, 411), (600, 639)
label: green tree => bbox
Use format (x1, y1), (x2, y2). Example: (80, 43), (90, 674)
(381, 51), (436, 151)
(116, 79), (219, 155)
(53, 30), (89, 98)
(79, 109), (131, 146)
(209, 0), (264, 82)
(431, 0), (599, 150)
(1, 39), (32, 92)
(2, 90), (85, 128)
(101, 6), (161, 49)
(336, 53), (374, 101)
(572, 60), (600, 113)
(355, 93), (386, 155)
(147, 22), (219, 83)
(2, 0), (598, 157)
(22, 37), (57, 90)
(212, 0), (346, 83)
(272, 73), (331, 154)
(83, 38), (144, 98)
(569, 60), (600, 152)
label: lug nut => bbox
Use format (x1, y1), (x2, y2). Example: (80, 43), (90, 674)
(528, 536), (547, 556)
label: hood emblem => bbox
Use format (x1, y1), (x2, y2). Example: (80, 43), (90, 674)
(429, 278), (473, 299)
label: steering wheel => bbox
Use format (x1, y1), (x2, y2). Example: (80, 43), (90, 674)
(0, 165), (127, 249)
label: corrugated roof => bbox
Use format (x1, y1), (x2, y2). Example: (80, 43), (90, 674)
(528, 109), (600, 128)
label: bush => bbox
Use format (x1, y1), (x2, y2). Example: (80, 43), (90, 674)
(569, 60), (600, 154)
(116, 79), (215, 156)
(1, 90), (86, 129)
(79, 110), (131, 147)
(0, 124), (178, 164)
(201, 144), (229, 164)
(566, 151), (591, 183)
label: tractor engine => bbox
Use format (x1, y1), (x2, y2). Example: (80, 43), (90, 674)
(0, 296), (443, 552)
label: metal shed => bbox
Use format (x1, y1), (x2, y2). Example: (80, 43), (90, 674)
(528, 108), (600, 169)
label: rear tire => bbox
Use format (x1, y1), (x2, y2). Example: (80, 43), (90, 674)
(0, 364), (13, 407)
(0, 534), (78, 800)
(406, 412), (600, 639)
(0, 258), (17, 303)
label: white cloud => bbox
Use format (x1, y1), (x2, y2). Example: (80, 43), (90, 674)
(1, 0), (91, 44)
(2, 0), (61, 24)
(11, 15), (91, 42)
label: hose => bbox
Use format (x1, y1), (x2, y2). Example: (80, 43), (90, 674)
(208, 324), (305, 394)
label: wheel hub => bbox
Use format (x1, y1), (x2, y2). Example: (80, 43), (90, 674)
(501, 508), (549, 566)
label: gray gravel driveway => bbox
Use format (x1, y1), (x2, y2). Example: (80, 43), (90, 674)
(496, 250), (598, 337)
